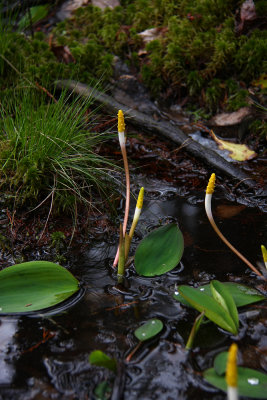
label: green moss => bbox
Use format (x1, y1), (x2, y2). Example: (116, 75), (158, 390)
(1, 0), (266, 114)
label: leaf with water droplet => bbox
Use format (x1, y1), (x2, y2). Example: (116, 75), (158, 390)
(134, 319), (163, 341)
(174, 282), (265, 308)
(204, 351), (267, 399)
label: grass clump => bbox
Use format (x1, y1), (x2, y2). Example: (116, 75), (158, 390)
(0, 88), (117, 213)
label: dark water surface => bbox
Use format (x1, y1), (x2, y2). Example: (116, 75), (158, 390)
(0, 178), (266, 400)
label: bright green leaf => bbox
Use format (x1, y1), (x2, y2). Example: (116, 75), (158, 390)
(135, 223), (184, 276)
(210, 281), (239, 332)
(89, 350), (117, 372)
(204, 367), (267, 398)
(174, 282), (265, 308)
(0, 261), (79, 314)
(178, 286), (238, 335)
(134, 319), (163, 341)
(18, 5), (49, 30)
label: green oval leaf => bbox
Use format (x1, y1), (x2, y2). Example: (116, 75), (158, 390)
(134, 319), (163, 341)
(210, 280), (239, 332)
(135, 223), (184, 276)
(89, 350), (117, 372)
(178, 285), (238, 335)
(204, 367), (267, 398)
(0, 261), (79, 314)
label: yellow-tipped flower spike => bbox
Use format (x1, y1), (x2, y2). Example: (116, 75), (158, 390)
(118, 109), (125, 133)
(206, 173), (216, 194)
(129, 187), (145, 240)
(261, 245), (267, 263)
(136, 186), (144, 210)
(226, 343), (238, 388)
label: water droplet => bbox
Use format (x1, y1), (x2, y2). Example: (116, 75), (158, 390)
(200, 288), (205, 291)
(142, 333), (146, 336)
(0, 307), (2, 311)
(248, 378), (259, 385)
(174, 291), (179, 295)
(152, 320), (155, 324)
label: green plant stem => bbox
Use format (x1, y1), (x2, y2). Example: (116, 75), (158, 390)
(185, 311), (205, 350)
(117, 224), (125, 283)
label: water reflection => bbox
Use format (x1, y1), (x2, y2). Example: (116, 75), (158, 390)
(0, 318), (18, 385)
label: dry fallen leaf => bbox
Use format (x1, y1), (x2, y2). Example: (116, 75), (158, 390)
(209, 130), (257, 161)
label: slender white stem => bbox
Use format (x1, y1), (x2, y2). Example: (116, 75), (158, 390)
(227, 386), (238, 400)
(205, 194), (264, 279)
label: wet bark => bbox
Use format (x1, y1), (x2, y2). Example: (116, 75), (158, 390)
(56, 80), (258, 189)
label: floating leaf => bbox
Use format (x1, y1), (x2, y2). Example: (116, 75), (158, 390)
(174, 282), (265, 308)
(135, 223), (184, 276)
(204, 367), (267, 398)
(209, 130), (256, 161)
(134, 319), (163, 342)
(89, 351), (117, 372)
(178, 285), (238, 334)
(210, 280), (239, 332)
(0, 261), (79, 314)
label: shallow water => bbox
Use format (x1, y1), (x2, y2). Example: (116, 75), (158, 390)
(0, 177), (266, 400)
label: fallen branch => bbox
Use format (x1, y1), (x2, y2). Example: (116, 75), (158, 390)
(56, 80), (258, 189)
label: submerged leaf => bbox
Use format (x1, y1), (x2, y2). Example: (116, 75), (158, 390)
(209, 129), (256, 161)
(0, 261), (79, 314)
(135, 223), (184, 276)
(134, 319), (163, 341)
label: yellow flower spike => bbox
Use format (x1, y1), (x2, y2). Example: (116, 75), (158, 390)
(125, 187), (145, 262)
(118, 109), (125, 132)
(206, 173), (216, 194)
(226, 343), (238, 388)
(261, 245), (267, 263)
(136, 186), (144, 210)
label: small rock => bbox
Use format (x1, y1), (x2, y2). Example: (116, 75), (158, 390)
(210, 107), (252, 126)
(91, 0), (120, 10)
(57, 0), (88, 21)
